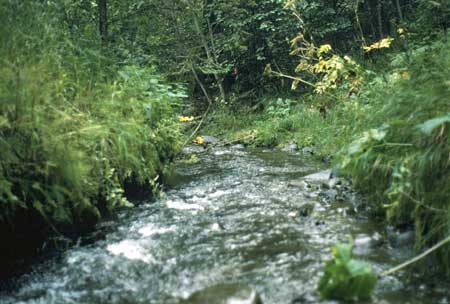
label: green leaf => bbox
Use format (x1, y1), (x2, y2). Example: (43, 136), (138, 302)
(332, 242), (353, 262)
(416, 113), (450, 135)
(318, 242), (377, 301)
(347, 139), (363, 155)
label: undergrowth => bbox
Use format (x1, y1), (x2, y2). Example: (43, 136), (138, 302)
(203, 94), (370, 157)
(339, 36), (450, 275)
(0, 2), (184, 242)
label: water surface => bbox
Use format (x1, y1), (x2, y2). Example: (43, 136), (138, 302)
(1, 147), (448, 303)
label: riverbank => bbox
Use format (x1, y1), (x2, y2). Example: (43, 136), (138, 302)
(0, 3), (185, 280)
(199, 34), (450, 276)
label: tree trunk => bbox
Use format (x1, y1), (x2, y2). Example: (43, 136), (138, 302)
(394, 0), (403, 23)
(98, 0), (108, 45)
(354, 1), (367, 47)
(190, 62), (212, 105)
(377, 0), (383, 39)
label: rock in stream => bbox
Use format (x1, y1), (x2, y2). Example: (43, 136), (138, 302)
(182, 283), (262, 304)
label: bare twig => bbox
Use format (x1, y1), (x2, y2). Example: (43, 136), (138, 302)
(381, 235), (450, 277)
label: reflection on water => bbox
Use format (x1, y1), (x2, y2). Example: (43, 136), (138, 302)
(1, 147), (448, 304)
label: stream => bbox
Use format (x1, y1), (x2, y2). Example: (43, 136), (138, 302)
(1, 146), (449, 304)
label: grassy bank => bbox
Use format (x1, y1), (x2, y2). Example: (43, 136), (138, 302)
(202, 95), (364, 157)
(202, 34), (450, 275)
(0, 2), (184, 277)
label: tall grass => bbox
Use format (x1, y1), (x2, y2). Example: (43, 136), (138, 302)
(340, 35), (450, 274)
(0, 1), (184, 249)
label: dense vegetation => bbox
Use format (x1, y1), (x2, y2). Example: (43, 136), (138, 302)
(199, 0), (450, 278)
(0, 1), (184, 276)
(1, 0), (449, 288)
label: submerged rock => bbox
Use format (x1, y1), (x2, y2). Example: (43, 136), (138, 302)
(299, 203), (315, 217)
(201, 135), (220, 145)
(353, 232), (383, 255)
(387, 229), (415, 248)
(319, 189), (338, 202)
(183, 145), (205, 154)
(231, 144), (245, 150)
(291, 291), (316, 303)
(302, 170), (332, 183)
(182, 283), (263, 304)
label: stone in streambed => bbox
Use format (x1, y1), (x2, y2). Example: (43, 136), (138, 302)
(320, 177), (340, 190)
(287, 180), (311, 190)
(182, 283), (263, 304)
(281, 141), (299, 153)
(299, 203), (315, 217)
(323, 188), (338, 199)
(200, 135), (219, 145)
(231, 144), (245, 150)
(301, 146), (314, 155)
(353, 232), (383, 255)
(182, 145), (205, 154)
(387, 228), (415, 248)
(302, 170), (332, 183)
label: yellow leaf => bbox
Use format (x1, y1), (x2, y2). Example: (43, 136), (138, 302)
(363, 37), (394, 53)
(290, 35), (304, 47)
(318, 44), (332, 56)
(284, 0), (295, 9)
(332, 246), (338, 257)
(179, 116), (195, 122)
(291, 79), (300, 90)
(401, 71), (410, 79)
(295, 61), (310, 72)
(314, 60), (327, 73)
(193, 136), (205, 145)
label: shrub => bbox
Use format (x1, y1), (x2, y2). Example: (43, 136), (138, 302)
(340, 36), (450, 274)
(0, 2), (184, 234)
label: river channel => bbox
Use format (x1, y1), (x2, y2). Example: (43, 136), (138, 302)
(1, 146), (448, 303)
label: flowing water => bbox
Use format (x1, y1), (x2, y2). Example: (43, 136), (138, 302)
(1, 146), (449, 304)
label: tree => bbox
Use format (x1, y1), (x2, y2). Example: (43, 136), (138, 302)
(98, 0), (108, 45)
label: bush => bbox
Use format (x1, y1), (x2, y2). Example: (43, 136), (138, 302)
(340, 36), (450, 274)
(0, 2), (184, 239)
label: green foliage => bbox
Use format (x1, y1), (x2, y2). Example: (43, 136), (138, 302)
(201, 93), (364, 154)
(416, 113), (450, 136)
(46, 0), (447, 107)
(339, 36), (450, 273)
(413, 0), (450, 34)
(285, 0), (355, 47)
(318, 243), (377, 301)
(0, 2), (183, 230)
(265, 98), (297, 117)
